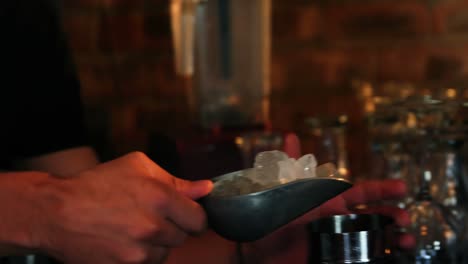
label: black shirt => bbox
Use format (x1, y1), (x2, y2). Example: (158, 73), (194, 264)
(0, 0), (87, 169)
(0, 1), (85, 263)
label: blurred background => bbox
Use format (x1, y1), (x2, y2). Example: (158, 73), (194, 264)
(57, 1), (468, 261)
(61, 0), (468, 180)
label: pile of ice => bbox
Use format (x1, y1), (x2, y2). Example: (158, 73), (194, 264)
(253, 150), (317, 185)
(211, 150), (325, 197)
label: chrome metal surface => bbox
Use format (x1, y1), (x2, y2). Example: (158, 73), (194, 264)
(307, 214), (394, 263)
(200, 169), (352, 242)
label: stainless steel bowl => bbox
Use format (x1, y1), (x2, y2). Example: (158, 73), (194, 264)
(307, 214), (395, 263)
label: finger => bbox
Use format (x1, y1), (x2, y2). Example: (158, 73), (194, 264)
(341, 179), (407, 208)
(112, 245), (168, 264)
(148, 160), (213, 200)
(283, 133), (302, 159)
(353, 205), (411, 227)
(142, 217), (188, 247)
(172, 178), (213, 200)
(143, 246), (169, 264)
(159, 187), (208, 235)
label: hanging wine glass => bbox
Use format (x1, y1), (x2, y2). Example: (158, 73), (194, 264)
(397, 95), (468, 263)
(403, 154), (458, 263)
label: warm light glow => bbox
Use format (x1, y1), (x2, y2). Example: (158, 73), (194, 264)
(338, 167), (349, 177)
(406, 113), (417, 128)
(385, 249), (391, 255)
(420, 225), (428, 236)
(373, 96), (384, 104)
(354, 204), (368, 210)
(338, 115), (348, 124)
(444, 230), (455, 240)
(362, 82), (373, 98)
(431, 184), (439, 196)
(365, 100), (375, 113)
(446, 88), (457, 99)
(235, 137), (244, 146)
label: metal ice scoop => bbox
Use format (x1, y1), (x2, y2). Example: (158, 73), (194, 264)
(199, 163), (353, 242)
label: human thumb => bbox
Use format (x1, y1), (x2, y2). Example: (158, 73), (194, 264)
(173, 178), (214, 200)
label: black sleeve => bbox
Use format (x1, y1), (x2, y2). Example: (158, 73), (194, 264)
(0, 0), (88, 163)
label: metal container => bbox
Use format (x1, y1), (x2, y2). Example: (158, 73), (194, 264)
(307, 214), (395, 263)
(199, 165), (352, 242)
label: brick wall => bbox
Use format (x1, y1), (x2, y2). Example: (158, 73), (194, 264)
(270, 0), (468, 175)
(62, 0), (188, 159)
(63, 0), (468, 174)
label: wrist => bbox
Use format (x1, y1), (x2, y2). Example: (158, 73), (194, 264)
(0, 172), (66, 255)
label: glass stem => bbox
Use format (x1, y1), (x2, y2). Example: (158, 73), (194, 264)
(417, 170), (433, 201)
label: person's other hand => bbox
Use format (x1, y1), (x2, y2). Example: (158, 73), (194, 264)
(242, 133), (412, 263)
(36, 152), (213, 264)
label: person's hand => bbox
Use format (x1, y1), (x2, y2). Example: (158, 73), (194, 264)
(241, 134), (412, 263)
(33, 152), (213, 264)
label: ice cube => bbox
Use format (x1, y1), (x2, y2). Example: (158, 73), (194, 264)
(253, 150), (289, 185)
(296, 154), (318, 178)
(278, 158), (297, 184)
(210, 151), (326, 197)
(277, 155), (318, 183)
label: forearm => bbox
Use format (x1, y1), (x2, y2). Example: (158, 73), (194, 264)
(14, 146), (99, 177)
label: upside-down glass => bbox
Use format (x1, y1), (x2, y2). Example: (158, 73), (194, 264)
(303, 115), (350, 179)
(402, 153), (459, 263)
(393, 96), (467, 263)
(356, 80), (468, 262)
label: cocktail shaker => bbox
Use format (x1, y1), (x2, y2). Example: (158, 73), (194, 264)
(308, 214), (395, 263)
